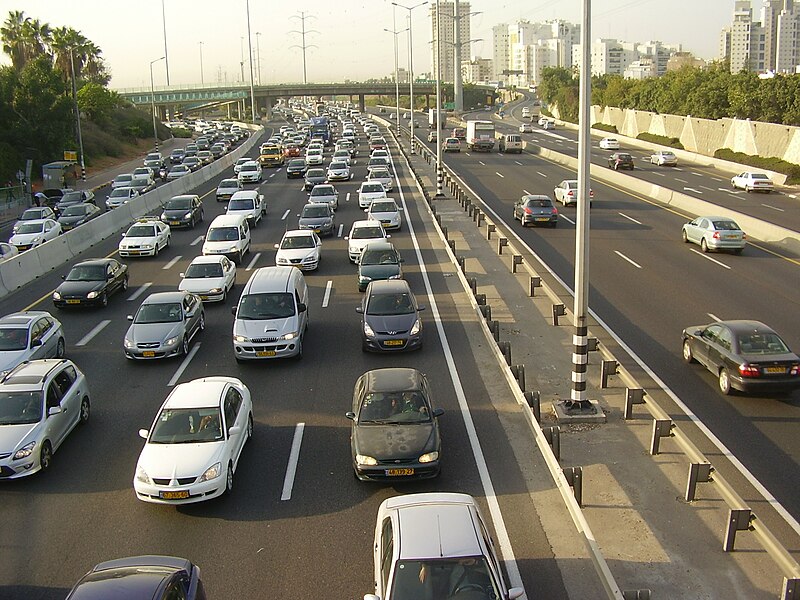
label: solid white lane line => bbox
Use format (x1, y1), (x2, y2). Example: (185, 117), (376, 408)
(559, 214), (575, 225)
(337, 224), (344, 238)
(162, 256), (181, 270)
(281, 422), (305, 501)
(245, 253), (261, 271)
(690, 248), (731, 270)
(168, 342), (201, 387)
(321, 280), (333, 307)
(761, 203), (785, 212)
(281, 209), (290, 220)
(478, 161), (486, 166)
(495, 172), (505, 178)
(514, 161), (523, 166)
(127, 282), (152, 302)
(708, 313), (722, 322)
(618, 212), (642, 225)
(536, 171), (547, 178)
(190, 235), (203, 246)
(675, 178), (688, 183)
(614, 250), (643, 269)
(76, 320), (111, 347)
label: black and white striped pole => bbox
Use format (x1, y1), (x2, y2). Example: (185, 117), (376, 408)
(69, 49), (87, 181)
(434, 0), (444, 197)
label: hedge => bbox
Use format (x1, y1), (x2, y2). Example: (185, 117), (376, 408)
(714, 149), (800, 185)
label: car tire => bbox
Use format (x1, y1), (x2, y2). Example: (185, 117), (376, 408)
(40, 441), (53, 471)
(733, 248), (743, 255)
(745, 187), (751, 193)
(56, 337), (65, 358)
(719, 368), (733, 395)
(122, 277), (129, 292)
(99, 292), (108, 307)
(682, 340), (696, 363)
(224, 462), (234, 496)
(181, 336), (190, 356)
(551, 221), (558, 228)
(79, 396), (90, 424)
(700, 238), (709, 253)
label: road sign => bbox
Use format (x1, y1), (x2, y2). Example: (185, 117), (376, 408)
(64, 150), (78, 161)
(444, 102), (454, 110)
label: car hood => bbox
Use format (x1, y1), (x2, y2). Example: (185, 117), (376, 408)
(353, 422), (436, 460)
(227, 208), (258, 218)
(163, 209), (192, 219)
(0, 422), (37, 453)
(126, 322), (184, 344)
(277, 248), (317, 261)
(299, 216), (332, 227)
(120, 236), (157, 247)
(179, 276), (226, 293)
(235, 316), (295, 339)
(9, 232), (42, 244)
(360, 264), (401, 279)
(138, 441), (225, 479)
(57, 280), (105, 296)
(369, 211), (399, 221)
(364, 312), (417, 333)
(58, 215), (88, 226)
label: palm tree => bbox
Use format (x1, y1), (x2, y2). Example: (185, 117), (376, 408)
(1, 10), (29, 69)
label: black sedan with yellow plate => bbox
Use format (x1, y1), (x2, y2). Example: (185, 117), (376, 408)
(160, 194), (204, 229)
(345, 368), (443, 481)
(53, 258), (129, 308)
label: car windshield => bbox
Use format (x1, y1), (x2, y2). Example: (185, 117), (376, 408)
(352, 226), (384, 239)
(16, 222), (45, 234)
(362, 184), (384, 194)
(185, 262), (223, 278)
(711, 220), (741, 231)
(371, 171), (390, 179)
(219, 180), (238, 189)
(302, 206), (329, 218)
(149, 407), (223, 444)
(115, 175), (132, 183)
(289, 160), (306, 167)
(360, 250), (398, 266)
(281, 235), (315, 249)
(110, 189), (130, 198)
(229, 199), (255, 210)
(127, 225), (156, 238)
(370, 202), (396, 213)
(565, 182), (577, 190)
(206, 227), (239, 242)
(329, 162), (347, 170)
(61, 191), (82, 202)
(240, 164), (258, 172)
(0, 327), (28, 350)
(170, 166), (188, 173)
(389, 557), (499, 599)
(166, 198), (192, 210)
(311, 187), (334, 197)
(367, 292), (414, 315)
(21, 210), (45, 220)
(737, 332), (790, 354)
(237, 293), (295, 319)
(0, 391), (43, 425)
(357, 390), (431, 424)
(61, 205), (88, 217)
(135, 302), (183, 324)
(306, 170), (324, 178)
(66, 265), (105, 281)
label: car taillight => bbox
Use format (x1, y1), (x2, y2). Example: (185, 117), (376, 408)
(739, 364), (761, 378)
(567, 191), (574, 197)
(742, 233), (747, 240)
(524, 207), (533, 214)
(589, 190), (594, 197)
(713, 232), (721, 239)
(552, 208), (559, 215)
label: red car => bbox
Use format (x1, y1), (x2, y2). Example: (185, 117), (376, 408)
(283, 145), (301, 158)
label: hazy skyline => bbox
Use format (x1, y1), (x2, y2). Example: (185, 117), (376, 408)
(0, 1), (758, 89)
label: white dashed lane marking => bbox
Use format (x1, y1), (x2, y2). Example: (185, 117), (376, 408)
(76, 320), (111, 347)
(127, 282), (152, 302)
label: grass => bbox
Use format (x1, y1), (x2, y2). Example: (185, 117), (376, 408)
(714, 149), (800, 185)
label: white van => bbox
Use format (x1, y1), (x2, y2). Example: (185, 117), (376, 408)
(227, 189), (266, 226)
(232, 266), (309, 360)
(499, 134), (523, 154)
(202, 214), (251, 264)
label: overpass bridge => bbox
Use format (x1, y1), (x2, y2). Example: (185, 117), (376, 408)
(115, 81), (496, 119)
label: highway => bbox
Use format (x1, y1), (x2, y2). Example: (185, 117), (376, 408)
(405, 106), (800, 536)
(0, 122), (573, 599)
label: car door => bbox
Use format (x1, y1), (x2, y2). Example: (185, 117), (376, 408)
(707, 325), (734, 374)
(223, 387), (245, 465)
(29, 318), (50, 360)
(694, 324), (723, 371)
(183, 295), (199, 339)
(685, 218), (703, 243)
(221, 257), (235, 291)
(45, 376), (71, 446)
(53, 365), (80, 432)
(378, 516), (394, 598)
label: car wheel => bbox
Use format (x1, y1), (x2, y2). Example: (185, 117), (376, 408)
(551, 221), (558, 228)
(681, 230), (689, 243)
(682, 339), (696, 363)
(189, 216), (195, 229)
(719, 368), (733, 395)
(40, 441), (53, 471)
(247, 413), (254, 439)
(79, 396), (90, 424)
(181, 336), (190, 356)
(745, 186), (752, 193)
(122, 277), (129, 291)
(700, 238), (709, 253)
(224, 462), (234, 495)
(99, 292), (108, 307)
(166, 235), (171, 248)
(56, 337), (65, 358)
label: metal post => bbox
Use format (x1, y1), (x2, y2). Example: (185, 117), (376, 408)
(453, 0), (463, 112)
(394, 2), (428, 154)
(568, 0), (593, 412)
(69, 50), (86, 181)
(246, 0), (257, 123)
(435, 0), (444, 195)
(256, 32), (262, 85)
(393, 8), (401, 131)
(161, 0), (170, 85)
(149, 56), (165, 153)
(199, 42), (204, 85)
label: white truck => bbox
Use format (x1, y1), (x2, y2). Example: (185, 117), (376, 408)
(428, 108), (447, 129)
(466, 120), (496, 152)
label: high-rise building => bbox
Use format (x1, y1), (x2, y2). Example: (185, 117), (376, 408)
(431, 1), (471, 82)
(492, 24), (509, 81)
(462, 57), (493, 83)
(492, 20), (580, 85)
(774, 2), (800, 72)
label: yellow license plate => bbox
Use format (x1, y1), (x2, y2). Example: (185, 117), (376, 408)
(160, 491), (189, 499)
(66, 299), (81, 304)
(384, 340), (404, 346)
(170, 221), (181, 226)
(142, 351), (155, 357)
(386, 468), (414, 476)
(128, 251), (140, 255)
(256, 350), (276, 357)
(535, 217), (549, 221)
(199, 296), (208, 300)
(764, 367), (785, 374)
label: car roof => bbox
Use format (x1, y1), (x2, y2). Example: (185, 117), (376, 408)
(1, 359), (72, 386)
(72, 258), (115, 268)
(362, 240), (396, 252)
(188, 255), (227, 265)
(141, 291), (187, 304)
(230, 190), (259, 199)
(522, 194), (552, 202)
(128, 219), (160, 228)
(282, 229), (314, 238)
(352, 219), (383, 229)
(363, 368), (424, 393)
(367, 279), (412, 294)
(209, 214), (247, 227)
(164, 378), (228, 409)
(167, 194), (198, 202)
(0, 311), (52, 326)
(715, 320), (775, 334)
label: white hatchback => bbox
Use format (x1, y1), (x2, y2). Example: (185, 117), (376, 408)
(358, 181), (388, 208)
(118, 219), (171, 258)
(599, 137), (620, 150)
(366, 198), (403, 230)
(134, 377), (253, 504)
(237, 161), (262, 183)
(179, 255), (237, 302)
(9, 219), (61, 251)
(274, 230), (322, 271)
(345, 220), (390, 263)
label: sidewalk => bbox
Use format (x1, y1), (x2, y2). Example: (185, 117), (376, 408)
(398, 137), (787, 598)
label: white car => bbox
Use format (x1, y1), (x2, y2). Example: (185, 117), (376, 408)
(599, 137), (620, 150)
(370, 149), (390, 160)
(274, 230), (322, 271)
(731, 171), (774, 193)
(118, 219), (171, 258)
(345, 220), (390, 263)
(650, 150), (678, 166)
(233, 157), (252, 175)
(9, 219), (61, 251)
(366, 199), (402, 230)
(519, 123), (534, 133)
(0, 359), (90, 479)
(368, 169), (393, 192)
(332, 149), (352, 165)
(553, 179), (594, 206)
(305, 149), (324, 166)
(358, 181), (388, 208)
(0, 242), (19, 262)
(237, 161), (262, 183)
(178, 255), (237, 302)
(326, 161), (352, 181)
(106, 187), (139, 209)
(133, 377), (253, 504)
(227, 190), (266, 226)
(111, 173), (134, 189)
(13, 207), (56, 234)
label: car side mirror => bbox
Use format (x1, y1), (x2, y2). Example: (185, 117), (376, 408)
(418, 305), (427, 311)
(433, 408), (445, 417)
(345, 412), (356, 420)
(508, 588), (524, 600)
(60, 275), (65, 280)
(386, 234), (391, 239)
(273, 243), (280, 249)
(127, 315), (134, 321)
(138, 428), (149, 439)
(121, 233), (126, 237)
(31, 339), (42, 348)
(355, 306), (363, 314)
(693, 329), (703, 336)
(344, 236), (349, 241)
(48, 406), (63, 416)
(228, 425), (242, 436)
(179, 272), (185, 278)
(298, 302), (307, 313)
(231, 306), (237, 316)
(399, 258), (405, 263)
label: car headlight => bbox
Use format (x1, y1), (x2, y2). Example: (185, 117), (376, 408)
(209, 287), (223, 294)
(165, 336), (179, 346)
(227, 246), (239, 253)
(13, 441), (36, 461)
(359, 275), (371, 283)
(135, 465), (152, 484)
(199, 462), (221, 482)
(410, 319), (421, 336)
(356, 454), (378, 466)
(184, 212), (193, 219)
(281, 332), (297, 340)
(52, 291), (61, 300)
(87, 291), (99, 299)
(388, 274), (401, 280)
(276, 257), (288, 264)
(141, 244), (153, 249)
(124, 338), (135, 349)
(363, 322), (375, 337)
(160, 212), (167, 220)
(32, 237), (42, 244)
(419, 451), (439, 463)
(234, 335), (249, 343)
(349, 246), (358, 254)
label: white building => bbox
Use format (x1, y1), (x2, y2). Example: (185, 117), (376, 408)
(462, 57), (493, 83)
(492, 20), (579, 85)
(431, 1), (471, 82)
(624, 59), (656, 79)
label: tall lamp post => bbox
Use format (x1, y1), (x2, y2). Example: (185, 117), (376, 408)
(199, 41), (204, 85)
(452, 5), (480, 112)
(245, 0), (257, 123)
(69, 49), (86, 181)
(435, 0), (443, 196)
(256, 32), (262, 85)
(150, 56), (166, 153)
(393, 1), (428, 155)
(161, 0), (170, 85)
(384, 19), (409, 133)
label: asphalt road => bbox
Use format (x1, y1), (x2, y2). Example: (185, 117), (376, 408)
(403, 110), (800, 537)
(0, 122), (571, 599)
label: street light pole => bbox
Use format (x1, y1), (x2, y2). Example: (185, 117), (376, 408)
(150, 56), (166, 153)
(161, 0), (170, 85)
(245, 0), (257, 122)
(69, 49), (86, 181)
(385, 17), (408, 133)
(199, 41), (204, 85)
(435, 0), (443, 196)
(393, 1), (428, 155)
(256, 32), (262, 85)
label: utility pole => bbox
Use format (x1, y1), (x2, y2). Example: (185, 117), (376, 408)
(256, 32), (262, 84)
(453, 0), (462, 112)
(245, 0), (257, 122)
(69, 49), (86, 181)
(199, 41), (204, 85)
(161, 0), (170, 85)
(289, 12), (319, 84)
(435, 0), (443, 196)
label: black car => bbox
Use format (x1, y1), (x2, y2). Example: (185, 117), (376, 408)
(357, 241), (403, 292)
(169, 149), (186, 164)
(286, 158), (307, 179)
(346, 368), (443, 481)
(160, 194), (204, 228)
(304, 168), (327, 191)
(297, 202), (335, 236)
(608, 152), (634, 170)
(57, 203), (102, 231)
(682, 320), (800, 395)
(513, 195), (558, 227)
(53, 258), (129, 308)
(65, 555), (206, 600)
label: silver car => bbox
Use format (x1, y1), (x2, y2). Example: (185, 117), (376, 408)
(681, 216), (746, 254)
(124, 292), (205, 360)
(309, 184), (339, 210)
(357, 280), (423, 352)
(0, 311), (66, 376)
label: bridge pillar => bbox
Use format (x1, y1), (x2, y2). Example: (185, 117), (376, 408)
(358, 94), (366, 113)
(425, 95), (431, 110)
(263, 96), (273, 121)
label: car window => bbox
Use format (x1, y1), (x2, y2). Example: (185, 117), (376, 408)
(737, 331), (790, 354)
(358, 391), (430, 424)
(367, 293), (414, 315)
(380, 517), (394, 590)
(224, 386), (243, 429)
(151, 407), (222, 443)
(53, 367), (76, 397)
(390, 557), (500, 599)
(702, 324), (723, 343)
(718, 327), (733, 352)
(162, 574), (189, 600)
(135, 302), (183, 324)
(46, 380), (63, 410)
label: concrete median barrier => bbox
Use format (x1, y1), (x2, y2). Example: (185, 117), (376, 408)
(0, 249), (44, 292)
(34, 235), (74, 275)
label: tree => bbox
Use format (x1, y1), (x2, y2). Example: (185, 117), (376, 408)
(77, 83), (119, 122)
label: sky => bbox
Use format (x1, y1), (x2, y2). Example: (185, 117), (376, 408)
(0, 1), (757, 89)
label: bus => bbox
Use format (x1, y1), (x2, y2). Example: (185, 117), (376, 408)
(309, 116), (331, 146)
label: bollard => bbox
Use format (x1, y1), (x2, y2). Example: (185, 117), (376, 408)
(562, 466), (583, 507)
(529, 276), (541, 297)
(468, 277), (477, 294)
(723, 508), (753, 552)
(601, 360), (619, 388)
(431, 205), (437, 216)
(479, 304), (492, 321)
(587, 337), (599, 352)
(511, 254), (523, 273)
(464, 198), (472, 211)
(468, 204), (475, 217)
(685, 462), (713, 502)
(781, 579), (799, 600)
(543, 426), (560, 461)
(650, 419), (674, 455)
(623, 388), (645, 419)
(487, 223), (496, 240)
(524, 390), (541, 423)
(552, 303), (566, 325)
(457, 255), (466, 272)
(442, 226), (448, 240)
(448, 240), (456, 253)
(498, 237), (508, 255)
(473, 207), (481, 223)
(622, 592), (652, 600)
(475, 293), (486, 306)
(510, 364), (525, 391)
(476, 212), (484, 227)
(498, 341), (512, 365)
(489, 320), (500, 342)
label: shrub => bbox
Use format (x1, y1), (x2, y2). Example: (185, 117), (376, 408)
(169, 127), (193, 138)
(592, 123), (618, 134)
(638, 132), (684, 149)
(714, 149), (800, 184)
